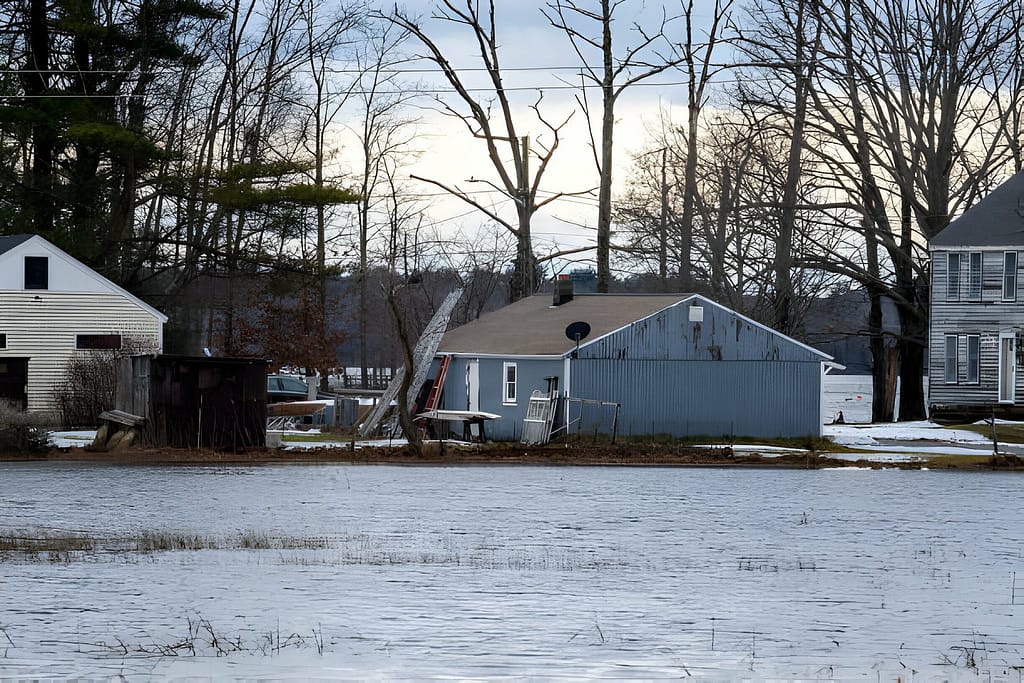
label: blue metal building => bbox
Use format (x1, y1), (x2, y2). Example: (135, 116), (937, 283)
(435, 286), (833, 440)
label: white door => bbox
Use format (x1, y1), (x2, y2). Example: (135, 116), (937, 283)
(999, 334), (1016, 403)
(466, 359), (480, 411)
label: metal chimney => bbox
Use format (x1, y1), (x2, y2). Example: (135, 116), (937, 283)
(553, 274), (574, 306)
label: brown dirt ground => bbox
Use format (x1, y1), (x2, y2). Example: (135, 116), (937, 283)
(1, 440), (1000, 469)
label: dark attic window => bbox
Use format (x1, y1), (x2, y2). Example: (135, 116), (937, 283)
(24, 256), (48, 290)
(76, 334), (122, 350)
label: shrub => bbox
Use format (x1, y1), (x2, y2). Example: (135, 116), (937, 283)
(54, 336), (157, 427)
(0, 402), (52, 453)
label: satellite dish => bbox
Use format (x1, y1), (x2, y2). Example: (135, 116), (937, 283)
(565, 321), (591, 343)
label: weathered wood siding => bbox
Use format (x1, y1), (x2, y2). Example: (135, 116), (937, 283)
(929, 248), (1024, 407)
(0, 291), (163, 414)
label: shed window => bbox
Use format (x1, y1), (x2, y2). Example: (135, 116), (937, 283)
(966, 334), (980, 384)
(76, 334), (122, 350)
(502, 362), (517, 404)
(944, 334), (958, 384)
(24, 256), (48, 290)
(1004, 252), (1017, 301)
(946, 253), (961, 300)
(968, 252), (982, 300)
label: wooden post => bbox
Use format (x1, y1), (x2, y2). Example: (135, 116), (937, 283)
(992, 406), (999, 456)
(610, 403), (619, 445)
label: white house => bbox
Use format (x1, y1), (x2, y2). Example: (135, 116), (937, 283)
(0, 234), (167, 414)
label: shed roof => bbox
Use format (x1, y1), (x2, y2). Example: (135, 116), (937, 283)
(0, 234), (33, 255)
(930, 171), (1024, 248)
(439, 293), (691, 355)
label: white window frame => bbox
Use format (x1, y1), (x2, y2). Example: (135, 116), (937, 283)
(966, 334), (980, 385)
(1003, 251), (1018, 301)
(968, 252), (982, 300)
(502, 362), (517, 405)
(944, 334), (958, 384)
(946, 252), (961, 301)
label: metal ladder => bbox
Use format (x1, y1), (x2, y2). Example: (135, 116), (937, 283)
(423, 354), (451, 412)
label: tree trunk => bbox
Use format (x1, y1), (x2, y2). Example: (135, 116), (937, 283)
(868, 289), (889, 422)
(25, 0), (54, 238)
(386, 288), (423, 456)
(595, 0), (614, 293)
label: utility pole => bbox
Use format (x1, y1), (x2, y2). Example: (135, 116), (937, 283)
(659, 146), (669, 286)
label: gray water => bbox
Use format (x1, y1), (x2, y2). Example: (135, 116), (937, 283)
(1, 462), (1022, 679)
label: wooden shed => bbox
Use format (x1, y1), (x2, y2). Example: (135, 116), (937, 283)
(115, 354), (268, 448)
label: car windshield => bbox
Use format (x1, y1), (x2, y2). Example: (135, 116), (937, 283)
(280, 377), (308, 393)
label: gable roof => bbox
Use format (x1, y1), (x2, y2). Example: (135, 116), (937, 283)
(439, 293), (693, 356)
(0, 234), (33, 255)
(930, 171), (1024, 248)
(0, 233), (167, 323)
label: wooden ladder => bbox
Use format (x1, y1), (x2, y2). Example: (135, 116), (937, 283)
(424, 354), (451, 411)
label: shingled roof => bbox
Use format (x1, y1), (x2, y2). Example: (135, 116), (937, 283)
(0, 234), (33, 255)
(438, 293), (691, 356)
(930, 171), (1024, 248)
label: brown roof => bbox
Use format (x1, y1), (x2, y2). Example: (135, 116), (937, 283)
(439, 293), (691, 355)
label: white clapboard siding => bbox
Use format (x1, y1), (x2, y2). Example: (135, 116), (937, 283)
(0, 291), (163, 413)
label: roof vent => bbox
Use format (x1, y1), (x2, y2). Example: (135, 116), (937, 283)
(553, 274), (573, 306)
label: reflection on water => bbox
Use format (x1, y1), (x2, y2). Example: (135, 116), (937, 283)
(0, 463), (1022, 678)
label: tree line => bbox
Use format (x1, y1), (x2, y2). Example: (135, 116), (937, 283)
(1, 0), (1022, 416)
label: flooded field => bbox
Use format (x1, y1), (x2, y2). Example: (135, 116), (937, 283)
(1, 463), (1022, 679)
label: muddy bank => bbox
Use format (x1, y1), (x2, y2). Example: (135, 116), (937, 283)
(0, 441), (983, 469)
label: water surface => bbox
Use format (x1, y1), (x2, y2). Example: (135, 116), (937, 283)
(1, 463), (1021, 678)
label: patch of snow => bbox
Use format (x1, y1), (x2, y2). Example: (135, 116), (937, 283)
(48, 430), (96, 448)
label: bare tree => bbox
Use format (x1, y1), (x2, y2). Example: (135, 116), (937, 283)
(347, 19), (419, 387)
(544, 0), (692, 292)
(390, 1), (578, 301)
(715, 0), (1024, 421)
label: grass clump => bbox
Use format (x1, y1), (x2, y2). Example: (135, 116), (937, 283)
(0, 532), (95, 553)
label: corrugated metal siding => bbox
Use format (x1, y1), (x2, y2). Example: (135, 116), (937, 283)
(0, 291), (163, 413)
(578, 297), (824, 363)
(930, 249), (1024, 406)
(441, 356), (563, 441)
(571, 359), (822, 438)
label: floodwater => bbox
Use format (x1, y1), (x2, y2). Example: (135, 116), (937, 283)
(1, 463), (1022, 679)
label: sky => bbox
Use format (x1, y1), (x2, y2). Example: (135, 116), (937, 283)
(354, 1), (721, 276)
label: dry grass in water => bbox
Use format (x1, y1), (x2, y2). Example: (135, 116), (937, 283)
(0, 529), (332, 561)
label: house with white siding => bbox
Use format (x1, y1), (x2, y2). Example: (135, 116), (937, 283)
(0, 234), (167, 414)
(929, 171), (1024, 422)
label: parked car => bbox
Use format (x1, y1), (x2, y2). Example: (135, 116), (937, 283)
(267, 374), (312, 403)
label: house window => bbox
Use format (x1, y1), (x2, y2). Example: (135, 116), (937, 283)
(0, 333), (6, 349)
(966, 334), (980, 384)
(76, 334), (122, 350)
(1004, 252), (1018, 301)
(946, 252), (961, 300)
(24, 256), (48, 290)
(944, 334), (958, 384)
(968, 252), (982, 300)
(502, 362), (517, 404)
